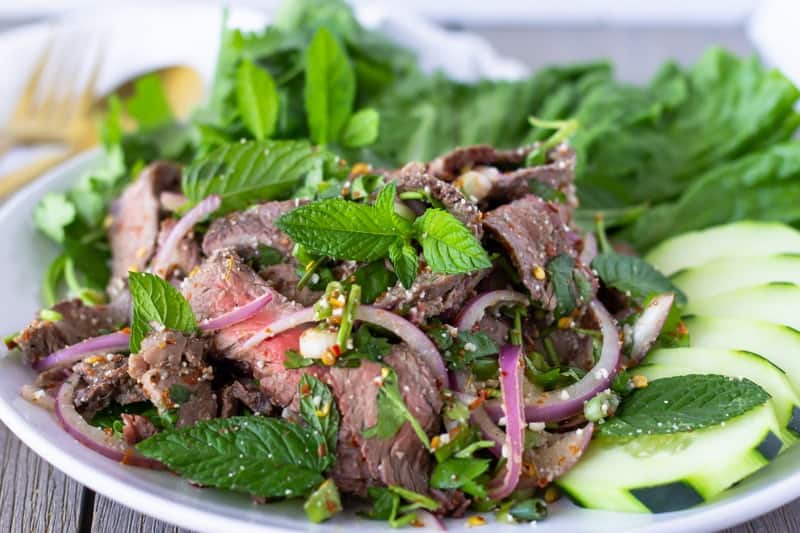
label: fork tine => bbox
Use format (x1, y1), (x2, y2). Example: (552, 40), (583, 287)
(8, 37), (53, 123)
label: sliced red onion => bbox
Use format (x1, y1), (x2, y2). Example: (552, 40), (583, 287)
(488, 344), (525, 501)
(20, 384), (55, 411)
(199, 291), (274, 331)
(416, 510), (447, 531)
(55, 376), (162, 469)
(630, 292), (675, 363)
(484, 300), (621, 423)
(160, 191), (188, 212)
(151, 194), (221, 276)
(455, 290), (529, 331)
(240, 307), (317, 350)
(33, 331), (131, 372)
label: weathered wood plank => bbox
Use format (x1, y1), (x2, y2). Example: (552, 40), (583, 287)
(91, 494), (194, 533)
(723, 498), (800, 532)
(0, 422), (83, 533)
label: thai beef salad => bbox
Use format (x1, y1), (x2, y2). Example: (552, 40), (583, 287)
(9, 0), (800, 526)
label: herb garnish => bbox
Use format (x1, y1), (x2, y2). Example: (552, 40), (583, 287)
(363, 367), (431, 450)
(128, 272), (197, 353)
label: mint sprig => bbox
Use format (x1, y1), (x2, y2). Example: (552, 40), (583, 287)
(413, 208), (492, 274)
(129, 272), (197, 353)
(363, 367), (431, 450)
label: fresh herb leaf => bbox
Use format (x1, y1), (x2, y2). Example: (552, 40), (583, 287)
(298, 375), (340, 462)
(507, 498), (548, 523)
(62, 236), (111, 291)
(546, 253), (594, 317)
(34, 193), (76, 243)
(598, 374), (770, 438)
(253, 245), (284, 268)
(429, 327), (499, 377)
(284, 350), (316, 369)
(350, 261), (396, 303)
(128, 272), (197, 353)
(341, 108), (380, 147)
(388, 240), (419, 289)
(126, 74), (174, 130)
(351, 325), (391, 361)
(137, 416), (329, 498)
(42, 255), (69, 308)
(591, 252), (687, 305)
(431, 457), (490, 499)
(182, 140), (317, 214)
(413, 209), (491, 274)
(305, 27), (355, 144)
(529, 180), (567, 203)
(349, 173), (384, 200)
(363, 367), (431, 450)
(168, 384), (192, 404)
(236, 59), (279, 140)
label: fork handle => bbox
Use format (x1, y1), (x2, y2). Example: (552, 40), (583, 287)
(0, 148), (80, 199)
(0, 134), (14, 160)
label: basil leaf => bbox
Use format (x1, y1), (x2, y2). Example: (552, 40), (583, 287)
(129, 272), (197, 353)
(341, 108), (380, 147)
(414, 209), (491, 274)
(591, 252), (686, 304)
(298, 374), (340, 463)
(598, 374), (770, 438)
(363, 367), (430, 450)
(305, 27), (355, 144)
(388, 240), (419, 289)
(182, 139), (316, 214)
(125, 74), (173, 130)
(137, 416), (328, 499)
(236, 59), (279, 140)
(350, 261), (396, 303)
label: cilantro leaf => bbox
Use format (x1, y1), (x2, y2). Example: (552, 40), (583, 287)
(388, 240), (419, 289)
(129, 272), (197, 353)
(341, 108), (380, 147)
(305, 27), (355, 144)
(350, 261), (396, 303)
(298, 374), (340, 463)
(182, 139), (317, 214)
(598, 374), (770, 438)
(137, 416), (328, 499)
(125, 74), (173, 130)
(591, 252), (687, 304)
(431, 457), (490, 498)
(236, 59), (279, 140)
(363, 367), (431, 450)
(34, 193), (76, 243)
(414, 209), (491, 274)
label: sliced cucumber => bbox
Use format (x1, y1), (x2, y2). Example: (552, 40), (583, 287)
(672, 254), (800, 301)
(645, 221), (800, 276)
(641, 348), (800, 443)
(686, 315), (800, 396)
(686, 284), (800, 331)
(558, 402), (781, 513)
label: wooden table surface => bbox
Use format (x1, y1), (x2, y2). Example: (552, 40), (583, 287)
(1, 17), (796, 533)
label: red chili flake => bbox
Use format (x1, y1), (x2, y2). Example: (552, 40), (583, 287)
(300, 383), (311, 397)
(325, 499), (339, 513)
(331, 344), (342, 356)
(120, 327), (131, 335)
(317, 442), (327, 457)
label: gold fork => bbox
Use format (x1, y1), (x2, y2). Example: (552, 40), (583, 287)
(0, 35), (103, 197)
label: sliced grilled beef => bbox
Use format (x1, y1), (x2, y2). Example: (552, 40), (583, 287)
(483, 195), (595, 313)
(72, 353), (145, 418)
(152, 217), (201, 279)
(486, 146), (577, 209)
(13, 299), (122, 365)
(121, 414), (158, 444)
(428, 144), (531, 180)
(128, 330), (216, 427)
(107, 162), (181, 292)
(218, 380), (273, 418)
(260, 263), (322, 307)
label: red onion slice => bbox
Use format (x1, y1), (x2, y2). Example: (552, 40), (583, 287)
(455, 290), (529, 331)
(199, 291), (274, 331)
(488, 344), (525, 501)
(33, 331), (131, 372)
(160, 191), (188, 212)
(151, 194), (221, 277)
(416, 510), (447, 531)
(630, 292), (675, 363)
(240, 307), (317, 350)
(484, 299), (621, 423)
(55, 376), (162, 469)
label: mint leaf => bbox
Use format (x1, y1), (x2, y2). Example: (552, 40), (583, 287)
(129, 272), (197, 353)
(284, 350), (316, 369)
(34, 193), (76, 243)
(236, 59), (279, 140)
(598, 374), (770, 438)
(374, 182), (413, 236)
(352, 326), (391, 361)
(276, 199), (400, 262)
(414, 209), (491, 274)
(125, 74), (173, 130)
(350, 261), (396, 303)
(341, 108), (380, 147)
(388, 240), (419, 289)
(431, 457), (490, 498)
(363, 367), (430, 450)
(137, 416), (328, 498)
(305, 27), (355, 144)
(182, 139), (316, 214)
(546, 253), (593, 318)
(298, 374), (340, 463)
(591, 252), (687, 305)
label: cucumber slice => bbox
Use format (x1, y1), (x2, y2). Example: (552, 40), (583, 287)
(641, 348), (800, 443)
(686, 315), (800, 396)
(686, 284), (800, 330)
(645, 221), (800, 276)
(672, 254), (800, 301)
(558, 403), (781, 513)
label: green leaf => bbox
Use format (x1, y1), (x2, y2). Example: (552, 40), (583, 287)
(591, 252), (686, 305)
(341, 108), (380, 147)
(236, 59), (279, 140)
(34, 193), (76, 243)
(598, 374), (770, 438)
(363, 367), (430, 450)
(182, 140), (317, 214)
(350, 261), (396, 303)
(430, 457), (490, 498)
(414, 209), (491, 274)
(42, 255), (68, 307)
(284, 350), (316, 369)
(546, 253), (590, 317)
(137, 416), (328, 498)
(351, 326), (391, 361)
(304, 480), (342, 523)
(275, 198), (400, 261)
(62, 237), (110, 291)
(305, 27), (355, 144)
(169, 384), (192, 404)
(388, 241), (419, 289)
(125, 74), (173, 130)
(298, 374), (340, 462)
(128, 272), (197, 353)
(99, 95), (123, 149)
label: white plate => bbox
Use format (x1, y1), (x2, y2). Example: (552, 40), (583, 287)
(2, 7), (800, 533)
